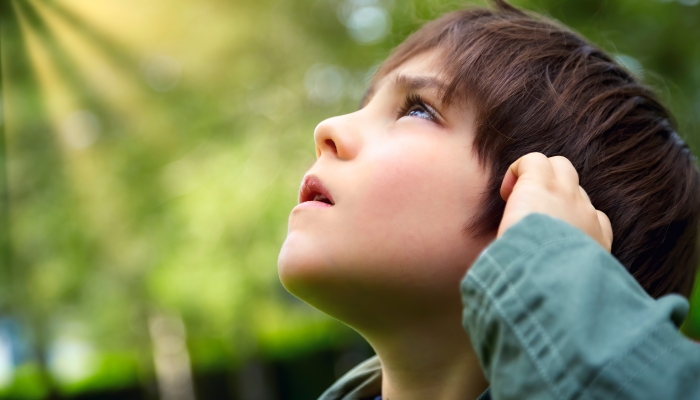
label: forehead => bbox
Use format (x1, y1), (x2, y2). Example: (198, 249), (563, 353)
(390, 50), (445, 75)
(361, 50), (447, 107)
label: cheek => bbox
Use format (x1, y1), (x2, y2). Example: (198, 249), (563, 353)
(278, 137), (490, 304)
(347, 144), (484, 274)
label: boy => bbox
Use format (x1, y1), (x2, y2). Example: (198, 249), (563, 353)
(278, 1), (700, 398)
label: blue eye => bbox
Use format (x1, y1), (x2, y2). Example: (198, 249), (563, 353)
(406, 106), (432, 120)
(397, 93), (438, 122)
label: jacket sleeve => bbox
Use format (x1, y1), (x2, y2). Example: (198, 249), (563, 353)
(461, 213), (700, 400)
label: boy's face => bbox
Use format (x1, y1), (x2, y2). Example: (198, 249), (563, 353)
(278, 51), (492, 328)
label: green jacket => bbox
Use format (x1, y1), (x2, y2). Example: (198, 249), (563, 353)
(319, 214), (700, 399)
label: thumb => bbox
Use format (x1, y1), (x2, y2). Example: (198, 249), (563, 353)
(597, 210), (614, 252)
(500, 161), (520, 201)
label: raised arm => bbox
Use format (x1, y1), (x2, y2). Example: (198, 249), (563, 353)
(461, 153), (700, 399)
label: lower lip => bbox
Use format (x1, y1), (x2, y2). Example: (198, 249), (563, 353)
(293, 201), (333, 210)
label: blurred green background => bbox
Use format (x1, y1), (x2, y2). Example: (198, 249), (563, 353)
(0, 0), (698, 398)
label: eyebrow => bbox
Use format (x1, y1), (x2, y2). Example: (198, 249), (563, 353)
(359, 74), (447, 109)
(393, 74), (447, 92)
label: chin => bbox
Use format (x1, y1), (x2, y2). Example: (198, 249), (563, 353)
(277, 231), (374, 326)
(277, 229), (473, 331)
(277, 231), (331, 297)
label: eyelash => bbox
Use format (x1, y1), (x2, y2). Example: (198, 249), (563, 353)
(397, 93), (439, 122)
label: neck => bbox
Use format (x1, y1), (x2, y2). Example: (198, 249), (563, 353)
(363, 313), (488, 400)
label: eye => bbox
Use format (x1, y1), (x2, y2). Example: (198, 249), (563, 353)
(397, 93), (438, 122)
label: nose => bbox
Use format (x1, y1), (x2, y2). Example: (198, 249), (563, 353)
(313, 113), (360, 160)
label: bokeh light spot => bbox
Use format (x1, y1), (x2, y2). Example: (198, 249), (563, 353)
(338, 0), (391, 44)
(304, 64), (347, 105)
(142, 54), (183, 93)
(47, 337), (97, 384)
(60, 110), (102, 150)
(0, 333), (13, 388)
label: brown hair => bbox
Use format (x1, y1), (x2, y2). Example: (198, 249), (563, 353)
(371, 0), (700, 298)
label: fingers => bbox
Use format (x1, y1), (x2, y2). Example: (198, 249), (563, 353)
(549, 156), (579, 189)
(501, 153), (581, 200)
(500, 168), (517, 201)
(500, 152), (552, 201)
(500, 152), (614, 251)
(597, 210), (613, 251)
(579, 186), (590, 203)
(509, 152), (554, 183)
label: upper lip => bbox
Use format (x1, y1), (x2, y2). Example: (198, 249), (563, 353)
(299, 175), (335, 205)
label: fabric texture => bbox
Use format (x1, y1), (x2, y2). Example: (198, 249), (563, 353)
(318, 356), (382, 400)
(318, 355), (492, 400)
(462, 213), (700, 400)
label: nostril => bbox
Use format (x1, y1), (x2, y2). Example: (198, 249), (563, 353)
(325, 139), (338, 155)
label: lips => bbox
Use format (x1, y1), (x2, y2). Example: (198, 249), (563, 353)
(299, 175), (335, 206)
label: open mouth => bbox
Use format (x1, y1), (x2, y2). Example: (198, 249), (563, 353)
(309, 192), (333, 205)
(299, 175), (335, 206)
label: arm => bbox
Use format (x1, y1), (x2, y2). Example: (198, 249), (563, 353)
(462, 213), (700, 400)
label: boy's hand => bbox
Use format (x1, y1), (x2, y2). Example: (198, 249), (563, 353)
(498, 153), (613, 251)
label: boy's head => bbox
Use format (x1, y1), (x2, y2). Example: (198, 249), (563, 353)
(279, 50), (491, 329)
(369, 0), (700, 298)
(279, 0), (700, 329)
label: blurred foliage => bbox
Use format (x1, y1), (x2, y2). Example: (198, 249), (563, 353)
(0, 0), (698, 397)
